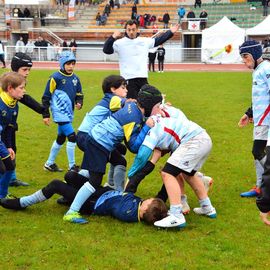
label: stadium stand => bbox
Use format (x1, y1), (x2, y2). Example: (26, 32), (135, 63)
(0, 1), (267, 43)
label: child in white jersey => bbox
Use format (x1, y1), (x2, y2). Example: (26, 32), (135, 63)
(238, 40), (270, 198)
(238, 40), (270, 225)
(128, 99), (216, 228)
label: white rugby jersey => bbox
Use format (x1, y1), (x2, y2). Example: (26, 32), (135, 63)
(113, 37), (155, 80)
(252, 60), (270, 126)
(143, 109), (203, 152)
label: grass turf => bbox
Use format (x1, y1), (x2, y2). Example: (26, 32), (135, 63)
(0, 69), (268, 270)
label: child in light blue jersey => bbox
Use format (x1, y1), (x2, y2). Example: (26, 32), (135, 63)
(238, 40), (270, 225)
(238, 40), (270, 198)
(77, 74), (128, 191)
(63, 84), (162, 224)
(42, 51), (83, 172)
(128, 102), (216, 229)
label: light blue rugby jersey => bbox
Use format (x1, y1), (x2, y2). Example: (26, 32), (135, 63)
(143, 106), (203, 152)
(252, 60), (270, 127)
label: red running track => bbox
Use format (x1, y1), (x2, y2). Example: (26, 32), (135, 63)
(31, 61), (249, 72)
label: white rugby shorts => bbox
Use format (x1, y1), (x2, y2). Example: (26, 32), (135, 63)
(167, 131), (212, 173)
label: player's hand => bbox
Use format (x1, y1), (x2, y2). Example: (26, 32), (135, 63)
(112, 30), (122, 39)
(75, 103), (82, 110)
(238, 114), (249, 127)
(8, 148), (15, 160)
(260, 211), (270, 226)
(145, 117), (155, 128)
(43, 118), (50, 126)
(170, 24), (180, 33)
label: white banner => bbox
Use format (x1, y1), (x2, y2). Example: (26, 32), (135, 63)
(68, 0), (76, 21)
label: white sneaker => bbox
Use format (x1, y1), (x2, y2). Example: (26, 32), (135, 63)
(202, 175), (213, 193)
(181, 195), (190, 215)
(154, 213), (186, 228)
(193, 206), (217, 218)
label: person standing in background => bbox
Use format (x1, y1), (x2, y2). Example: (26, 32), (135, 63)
(157, 45), (165, 73)
(0, 41), (6, 68)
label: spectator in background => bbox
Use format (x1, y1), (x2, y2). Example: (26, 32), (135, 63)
(69, 38), (78, 56)
(25, 39), (35, 59)
(199, 9), (208, 30)
(17, 8), (24, 18)
(0, 40), (6, 68)
(100, 13), (108, 25)
(62, 40), (68, 50)
(194, 0), (202, 8)
(149, 14), (156, 25)
(178, 6), (186, 23)
(15, 36), (25, 53)
(157, 44), (165, 73)
(109, 0), (114, 9)
(23, 8), (31, 18)
(34, 36), (48, 60)
(262, 0), (268, 16)
(104, 3), (111, 16)
(144, 13), (151, 27)
(187, 9), (196, 19)
(162, 11), (170, 29)
(96, 12), (101, 25)
(263, 39), (270, 48)
(148, 48), (157, 72)
(115, 0), (120, 9)
(131, 3), (137, 19)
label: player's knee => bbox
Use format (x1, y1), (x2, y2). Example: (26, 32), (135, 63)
(67, 132), (76, 143)
(56, 135), (66, 145)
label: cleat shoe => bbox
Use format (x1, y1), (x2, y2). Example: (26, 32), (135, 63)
(9, 179), (30, 187)
(63, 211), (88, 224)
(181, 195), (190, 215)
(44, 163), (63, 172)
(201, 175), (213, 193)
(193, 206), (217, 218)
(154, 213), (186, 228)
(68, 164), (80, 172)
(240, 186), (260, 197)
(57, 196), (70, 206)
(0, 198), (25, 210)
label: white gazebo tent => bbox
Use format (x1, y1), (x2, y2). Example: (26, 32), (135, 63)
(246, 15), (270, 37)
(201, 16), (245, 64)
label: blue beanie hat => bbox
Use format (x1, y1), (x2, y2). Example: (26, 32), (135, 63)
(239, 40), (262, 61)
(59, 51), (76, 71)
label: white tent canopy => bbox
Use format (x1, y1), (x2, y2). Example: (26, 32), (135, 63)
(201, 16), (245, 64)
(246, 15), (270, 36)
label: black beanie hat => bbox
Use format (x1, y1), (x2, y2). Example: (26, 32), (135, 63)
(137, 84), (162, 117)
(11, 52), (33, 72)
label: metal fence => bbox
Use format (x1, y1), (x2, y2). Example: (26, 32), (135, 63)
(5, 45), (203, 63)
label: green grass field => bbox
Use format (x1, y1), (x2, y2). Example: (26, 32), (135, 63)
(0, 69), (268, 270)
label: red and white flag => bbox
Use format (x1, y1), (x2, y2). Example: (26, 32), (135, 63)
(188, 20), (200, 31)
(68, 0), (76, 21)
